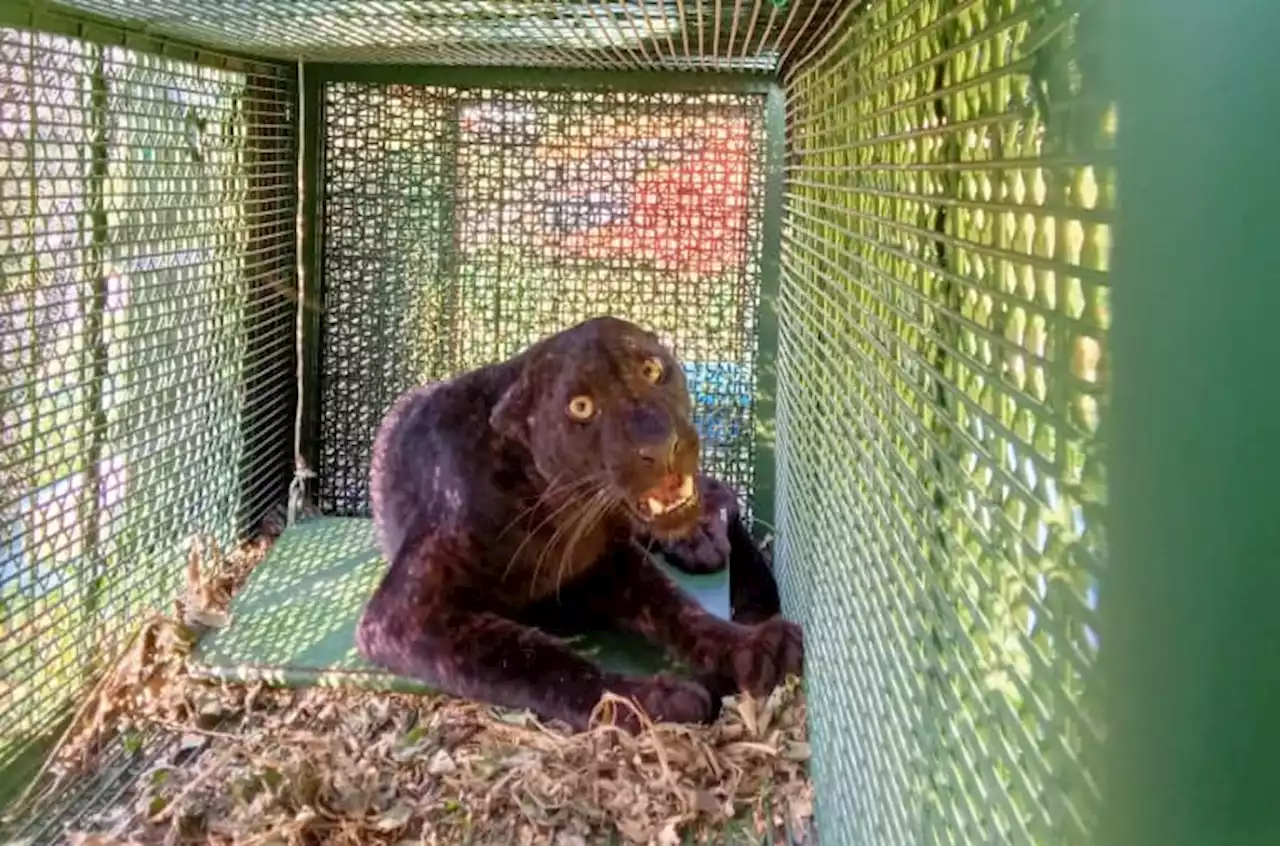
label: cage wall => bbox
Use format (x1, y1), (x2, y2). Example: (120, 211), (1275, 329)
(23, 0), (842, 71)
(774, 0), (1111, 842)
(0, 14), (298, 798)
(299, 67), (784, 522)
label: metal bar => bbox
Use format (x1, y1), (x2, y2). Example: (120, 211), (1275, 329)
(774, 0), (827, 73)
(616, 0), (660, 70)
(784, 0), (864, 84)
(764, 0), (805, 57)
(74, 39), (110, 682)
(749, 82), (786, 538)
(301, 62), (776, 92)
(434, 98), (464, 380)
(726, 0), (745, 59)
(1102, 0), (1280, 844)
(711, 0), (723, 70)
(298, 64), (326, 486)
(740, 0), (767, 61)
(638, 0), (676, 65)
(675, 0), (692, 60)
(585, 0), (638, 69)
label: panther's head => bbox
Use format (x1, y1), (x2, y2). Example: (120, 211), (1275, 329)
(489, 316), (702, 541)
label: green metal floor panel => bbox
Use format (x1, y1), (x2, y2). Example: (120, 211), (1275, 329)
(189, 517), (731, 693)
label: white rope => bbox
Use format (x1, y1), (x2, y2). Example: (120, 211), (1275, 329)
(289, 57), (312, 526)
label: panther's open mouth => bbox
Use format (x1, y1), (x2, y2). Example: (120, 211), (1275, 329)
(635, 473), (699, 526)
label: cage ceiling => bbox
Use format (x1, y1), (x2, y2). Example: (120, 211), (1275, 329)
(38, 0), (841, 70)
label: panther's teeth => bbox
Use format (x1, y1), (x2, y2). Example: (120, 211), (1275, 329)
(678, 474), (695, 501)
(647, 497), (668, 516)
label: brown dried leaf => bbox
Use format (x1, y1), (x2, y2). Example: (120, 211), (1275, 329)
(782, 740), (811, 761)
(788, 788), (815, 832)
(427, 748), (457, 775)
(68, 835), (126, 846)
(186, 609), (230, 630)
(737, 694), (758, 737)
(44, 540), (815, 846)
(374, 801), (415, 831)
(179, 733), (209, 753)
(184, 543), (202, 605)
(615, 817), (650, 844)
(692, 789), (722, 816)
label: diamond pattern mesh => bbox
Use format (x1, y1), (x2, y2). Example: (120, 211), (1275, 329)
(314, 81), (770, 518)
(0, 25), (296, 788)
(775, 0), (1111, 842)
(38, 0), (841, 71)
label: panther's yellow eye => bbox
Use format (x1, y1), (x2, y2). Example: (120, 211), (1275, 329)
(567, 395), (595, 421)
(641, 357), (664, 384)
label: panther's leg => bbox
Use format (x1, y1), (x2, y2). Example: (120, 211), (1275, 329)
(652, 473), (785, 624)
(356, 531), (715, 732)
(571, 541), (804, 698)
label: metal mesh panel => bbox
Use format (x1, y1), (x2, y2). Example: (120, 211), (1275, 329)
(0, 24), (296, 790)
(39, 0), (841, 72)
(776, 0), (1110, 842)
(314, 80), (770, 518)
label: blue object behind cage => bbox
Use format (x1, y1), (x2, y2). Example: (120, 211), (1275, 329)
(681, 361), (752, 447)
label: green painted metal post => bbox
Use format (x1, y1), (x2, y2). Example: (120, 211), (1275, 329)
(299, 63), (326, 494)
(1103, 2), (1280, 845)
(750, 83), (786, 537)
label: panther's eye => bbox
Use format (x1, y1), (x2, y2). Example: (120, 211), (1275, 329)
(641, 357), (664, 384)
(567, 395), (595, 421)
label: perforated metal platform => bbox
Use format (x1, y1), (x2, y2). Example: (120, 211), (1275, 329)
(189, 516), (731, 692)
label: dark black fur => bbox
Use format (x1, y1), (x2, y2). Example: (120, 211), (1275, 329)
(356, 316), (802, 731)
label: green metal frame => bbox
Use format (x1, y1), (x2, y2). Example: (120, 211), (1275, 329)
(298, 63), (324, 494)
(750, 84), (785, 536)
(238, 67), (299, 532)
(1102, 2), (1280, 845)
(298, 63), (785, 527)
(301, 63), (776, 94)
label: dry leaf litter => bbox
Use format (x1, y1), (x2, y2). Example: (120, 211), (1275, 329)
(15, 530), (813, 845)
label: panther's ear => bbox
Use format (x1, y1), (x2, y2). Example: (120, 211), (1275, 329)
(489, 364), (536, 445)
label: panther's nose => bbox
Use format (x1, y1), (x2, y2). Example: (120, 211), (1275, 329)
(629, 405), (677, 467)
(636, 432), (679, 466)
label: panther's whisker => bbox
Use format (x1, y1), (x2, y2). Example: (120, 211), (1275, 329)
(495, 471), (568, 541)
(503, 477), (607, 582)
(528, 509), (575, 598)
(526, 482), (609, 595)
(504, 494), (593, 581)
(531, 486), (612, 600)
(497, 471), (604, 541)
(555, 489), (619, 602)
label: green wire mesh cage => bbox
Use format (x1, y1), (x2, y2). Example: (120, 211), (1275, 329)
(309, 78), (774, 516)
(0, 14), (298, 812)
(2, 0), (1275, 844)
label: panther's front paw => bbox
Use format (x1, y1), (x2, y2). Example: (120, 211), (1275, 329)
(729, 617), (804, 697)
(602, 674), (717, 732)
(660, 475), (739, 573)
